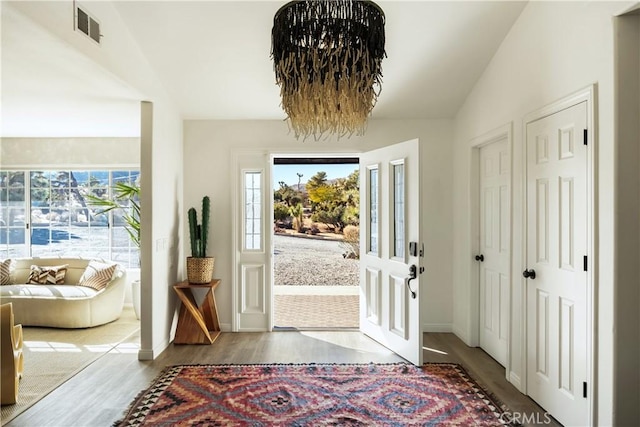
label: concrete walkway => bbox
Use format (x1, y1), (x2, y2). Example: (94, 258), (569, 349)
(273, 234), (360, 329)
(274, 293), (359, 329)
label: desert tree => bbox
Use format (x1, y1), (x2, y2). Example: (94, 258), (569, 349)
(288, 203), (304, 232)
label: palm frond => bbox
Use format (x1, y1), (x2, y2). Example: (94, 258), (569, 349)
(87, 181), (141, 249)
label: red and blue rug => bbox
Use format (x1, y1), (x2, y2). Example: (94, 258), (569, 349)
(115, 363), (510, 426)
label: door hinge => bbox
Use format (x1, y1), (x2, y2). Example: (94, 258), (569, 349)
(583, 129), (588, 145)
(583, 256), (588, 272)
(583, 381), (587, 398)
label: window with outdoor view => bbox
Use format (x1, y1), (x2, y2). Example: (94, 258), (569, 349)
(0, 170), (140, 267)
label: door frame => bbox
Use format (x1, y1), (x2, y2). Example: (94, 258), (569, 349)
(521, 85), (597, 422)
(232, 149), (360, 332)
(469, 123), (513, 382)
(267, 150), (360, 331)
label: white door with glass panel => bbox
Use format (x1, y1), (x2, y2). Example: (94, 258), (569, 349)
(525, 102), (589, 426)
(360, 139), (423, 365)
(233, 152), (271, 332)
(478, 138), (510, 367)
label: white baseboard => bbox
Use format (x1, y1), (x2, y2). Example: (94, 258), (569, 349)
(138, 348), (154, 361)
(423, 323), (452, 333)
(138, 338), (170, 361)
(220, 323), (232, 332)
(452, 325), (471, 346)
(509, 371), (524, 392)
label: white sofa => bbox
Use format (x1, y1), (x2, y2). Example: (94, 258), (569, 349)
(0, 258), (126, 328)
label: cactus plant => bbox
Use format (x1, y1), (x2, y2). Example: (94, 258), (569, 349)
(188, 196), (210, 258)
(201, 195), (210, 257)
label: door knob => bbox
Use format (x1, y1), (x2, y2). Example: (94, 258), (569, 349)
(475, 254), (484, 262)
(522, 269), (536, 279)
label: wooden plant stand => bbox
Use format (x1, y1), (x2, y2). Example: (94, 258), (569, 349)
(173, 279), (221, 345)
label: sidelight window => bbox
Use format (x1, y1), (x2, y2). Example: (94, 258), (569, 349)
(244, 171), (262, 251)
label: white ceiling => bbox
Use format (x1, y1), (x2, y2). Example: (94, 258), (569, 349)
(1, 3), (143, 137)
(1, 1), (527, 137)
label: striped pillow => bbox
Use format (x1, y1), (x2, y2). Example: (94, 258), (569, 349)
(1, 259), (14, 285)
(78, 260), (117, 291)
(28, 264), (68, 285)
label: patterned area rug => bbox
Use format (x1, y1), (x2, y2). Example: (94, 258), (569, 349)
(115, 363), (510, 426)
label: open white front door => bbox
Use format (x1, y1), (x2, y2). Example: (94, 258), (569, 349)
(360, 139), (423, 365)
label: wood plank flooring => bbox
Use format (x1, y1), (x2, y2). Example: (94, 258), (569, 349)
(6, 331), (559, 427)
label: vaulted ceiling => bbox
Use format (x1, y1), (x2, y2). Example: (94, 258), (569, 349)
(1, 1), (527, 137)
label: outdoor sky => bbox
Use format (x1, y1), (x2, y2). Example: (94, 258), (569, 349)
(273, 163), (358, 187)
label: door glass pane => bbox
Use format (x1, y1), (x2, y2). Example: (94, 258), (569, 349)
(393, 163), (405, 258)
(369, 167), (378, 254)
(244, 171), (262, 250)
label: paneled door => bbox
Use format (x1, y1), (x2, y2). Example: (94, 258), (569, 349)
(525, 101), (589, 426)
(360, 139), (423, 365)
(478, 137), (510, 366)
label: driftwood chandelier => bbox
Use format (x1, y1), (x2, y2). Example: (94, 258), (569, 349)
(271, 0), (386, 140)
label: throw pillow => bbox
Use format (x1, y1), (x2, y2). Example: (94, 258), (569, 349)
(1, 259), (14, 285)
(78, 260), (117, 291)
(28, 264), (68, 285)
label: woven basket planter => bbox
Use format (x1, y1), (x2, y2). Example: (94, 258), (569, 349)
(186, 257), (215, 284)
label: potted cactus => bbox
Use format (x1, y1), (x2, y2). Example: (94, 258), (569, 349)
(186, 196), (215, 284)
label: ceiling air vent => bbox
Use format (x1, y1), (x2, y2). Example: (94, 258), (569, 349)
(75, 4), (101, 44)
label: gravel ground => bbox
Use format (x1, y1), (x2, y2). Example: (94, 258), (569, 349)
(273, 234), (358, 286)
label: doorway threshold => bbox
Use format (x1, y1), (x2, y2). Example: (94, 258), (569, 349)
(273, 326), (359, 332)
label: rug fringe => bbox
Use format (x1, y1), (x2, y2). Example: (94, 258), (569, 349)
(112, 365), (180, 427)
(449, 363), (523, 427)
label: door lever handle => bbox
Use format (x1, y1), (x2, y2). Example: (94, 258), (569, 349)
(406, 265), (418, 299)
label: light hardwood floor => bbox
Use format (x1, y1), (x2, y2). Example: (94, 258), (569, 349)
(7, 331), (559, 427)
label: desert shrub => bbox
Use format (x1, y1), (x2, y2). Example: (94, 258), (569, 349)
(342, 205), (359, 226)
(340, 225), (360, 259)
(343, 225), (359, 241)
(274, 203), (290, 222)
(312, 204), (345, 232)
(307, 223), (320, 235)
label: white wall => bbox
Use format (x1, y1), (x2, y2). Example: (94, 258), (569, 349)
(614, 10), (640, 423)
(452, 1), (637, 425)
(0, 138), (139, 167)
(140, 100), (183, 360)
(4, 2), (184, 360)
(183, 119), (454, 332)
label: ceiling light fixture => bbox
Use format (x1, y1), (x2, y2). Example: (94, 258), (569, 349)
(271, 0), (386, 140)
